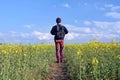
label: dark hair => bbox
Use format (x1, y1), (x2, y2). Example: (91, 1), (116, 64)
(56, 17), (61, 23)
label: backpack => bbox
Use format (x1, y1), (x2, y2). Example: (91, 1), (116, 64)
(56, 25), (65, 39)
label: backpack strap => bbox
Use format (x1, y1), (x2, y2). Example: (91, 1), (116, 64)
(56, 24), (64, 31)
(56, 24), (59, 31)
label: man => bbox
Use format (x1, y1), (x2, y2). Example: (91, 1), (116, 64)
(50, 17), (68, 63)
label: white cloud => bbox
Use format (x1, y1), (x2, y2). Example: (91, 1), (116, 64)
(65, 24), (91, 33)
(1, 21), (120, 43)
(105, 4), (120, 11)
(32, 31), (51, 40)
(93, 21), (120, 29)
(0, 32), (3, 37)
(63, 3), (70, 8)
(10, 31), (19, 37)
(32, 31), (42, 36)
(64, 23), (119, 41)
(37, 33), (51, 40)
(90, 33), (119, 39)
(100, 4), (120, 19)
(106, 12), (120, 19)
(66, 32), (80, 40)
(93, 21), (111, 28)
(65, 21), (120, 42)
(71, 20), (120, 42)
(64, 24), (118, 41)
(10, 31), (30, 38)
(24, 24), (35, 29)
(21, 33), (30, 38)
(84, 21), (92, 26)
(92, 21), (120, 40)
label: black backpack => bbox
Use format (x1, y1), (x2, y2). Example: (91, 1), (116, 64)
(56, 25), (65, 39)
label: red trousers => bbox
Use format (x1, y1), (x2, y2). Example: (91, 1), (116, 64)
(55, 41), (64, 62)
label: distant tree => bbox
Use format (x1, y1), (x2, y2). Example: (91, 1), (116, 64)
(88, 39), (99, 43)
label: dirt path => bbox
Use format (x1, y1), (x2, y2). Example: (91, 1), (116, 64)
(45, 62), (71, 80)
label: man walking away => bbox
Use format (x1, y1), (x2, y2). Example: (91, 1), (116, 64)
(50, 17), (68, 63)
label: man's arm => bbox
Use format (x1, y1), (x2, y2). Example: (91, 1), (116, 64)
(50, 26), (56, 35)
(64, 26), (68, 34)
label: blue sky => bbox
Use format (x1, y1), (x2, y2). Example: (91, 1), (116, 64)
(0, 0), (120, 43)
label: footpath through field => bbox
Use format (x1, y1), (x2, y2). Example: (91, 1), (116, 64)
(45, 62), (71, 80)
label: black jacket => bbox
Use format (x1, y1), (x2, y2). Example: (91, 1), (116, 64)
(50, 24), (68, 40)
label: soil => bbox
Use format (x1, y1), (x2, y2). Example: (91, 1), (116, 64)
(45, 62), (71, 80)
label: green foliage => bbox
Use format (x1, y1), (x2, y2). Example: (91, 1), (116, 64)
(64, 43), (120, 80)
(0, 44), (55, 80)
(0, 42), (120, 80)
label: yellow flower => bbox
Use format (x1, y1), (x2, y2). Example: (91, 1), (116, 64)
(116, 55), (120, 60)
(16, 50), (18, 53)
(92, 57), (99, 65)
(24, 54), (27, 57)
(77, 50), (82, 56)
(2, 50), (8, 54)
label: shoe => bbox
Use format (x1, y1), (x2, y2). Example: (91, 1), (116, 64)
(56, 61), (60, 63)
(60, 60), (63, 63)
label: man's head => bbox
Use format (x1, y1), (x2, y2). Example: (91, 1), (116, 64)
(56, 17), (61, 24)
